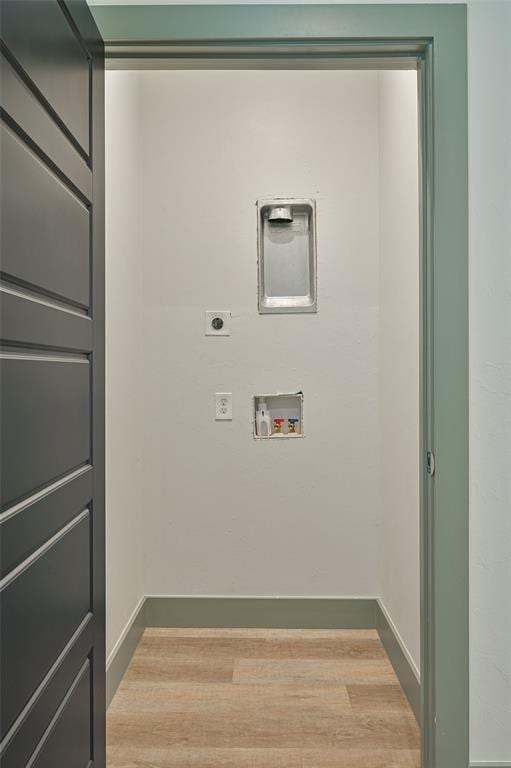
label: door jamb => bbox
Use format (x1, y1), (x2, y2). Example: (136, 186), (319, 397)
(94, 7), (469, 767)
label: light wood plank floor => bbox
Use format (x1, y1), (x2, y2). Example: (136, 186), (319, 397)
(107, 628), (420, 768)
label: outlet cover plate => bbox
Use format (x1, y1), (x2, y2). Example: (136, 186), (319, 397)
(205, 311), (231, 336)
(215, 393), (232, 420)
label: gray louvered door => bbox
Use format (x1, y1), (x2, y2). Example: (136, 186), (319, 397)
(0, 1), (105, 766)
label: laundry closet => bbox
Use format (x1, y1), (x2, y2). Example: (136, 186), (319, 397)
(105, 66), (421, 760)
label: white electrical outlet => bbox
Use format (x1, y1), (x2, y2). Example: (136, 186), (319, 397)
(215, 393), (232, 420)
(205, 311), (231, 336)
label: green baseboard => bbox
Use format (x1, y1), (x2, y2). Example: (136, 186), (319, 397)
(375, 600), (421, 724)
(106, 597), (146, 707)
(470, 763), (511, 767)
(145, 596), (377, 629)
(107, 595), (422, 719)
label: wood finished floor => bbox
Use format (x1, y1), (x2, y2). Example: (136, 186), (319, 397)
(107, 628), (420, 768)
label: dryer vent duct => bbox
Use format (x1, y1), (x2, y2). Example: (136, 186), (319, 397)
(267, 205), (293, 224)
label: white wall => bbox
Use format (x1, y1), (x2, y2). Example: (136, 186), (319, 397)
(105, 68), (420, 659)
(468, 2), (511, 762)
(106, 67), (420, 640)
(136, 69), (382, 597)
(105, 73), (146, 660)
(378, 70), (420, 675)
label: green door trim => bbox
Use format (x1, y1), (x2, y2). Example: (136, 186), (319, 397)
(93, 6), (468, 767)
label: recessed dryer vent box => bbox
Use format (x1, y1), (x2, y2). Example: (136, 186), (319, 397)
(257, 198), (317, 314)
(253, 393), (304, 439)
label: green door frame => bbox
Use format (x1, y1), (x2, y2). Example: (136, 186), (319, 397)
(92, 5), (468, 767)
